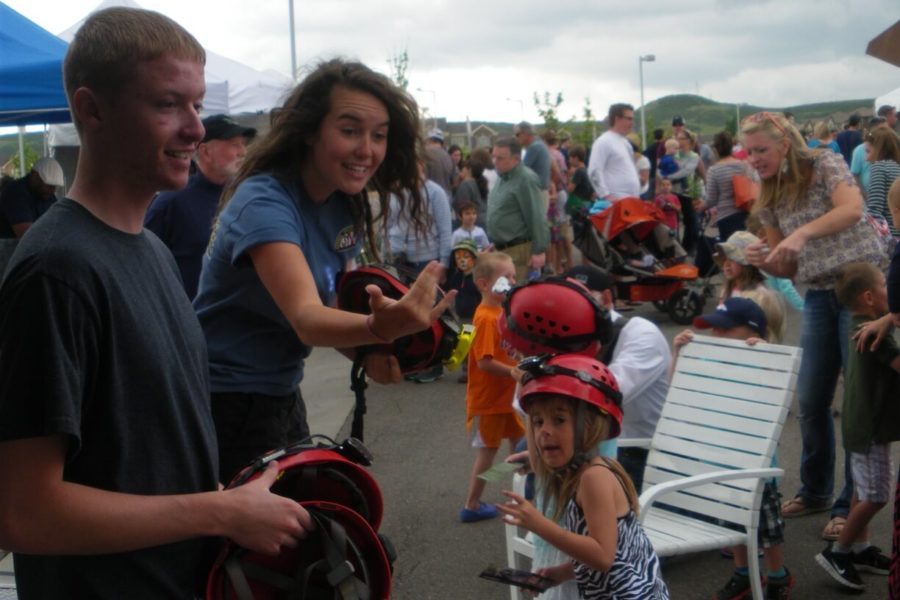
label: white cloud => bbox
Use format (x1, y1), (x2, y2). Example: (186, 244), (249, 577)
(7, 0), (900, 123)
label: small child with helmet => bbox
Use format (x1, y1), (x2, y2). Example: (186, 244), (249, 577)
(497, 354), (670, 599)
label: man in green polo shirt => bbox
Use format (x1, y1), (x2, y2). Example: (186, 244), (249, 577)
(486, 136), (549, 282)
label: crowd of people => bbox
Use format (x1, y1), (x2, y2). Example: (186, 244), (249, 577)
(1, 5), (900, 599)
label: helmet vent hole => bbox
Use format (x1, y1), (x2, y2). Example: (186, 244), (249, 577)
(561, 325), (571, 332)
(527, 325), (535, 331)
(523, 311), (532, 318)
(549, 320), (557, 327)
(539, 328), (546, 335)
(535, 315), (544, 323)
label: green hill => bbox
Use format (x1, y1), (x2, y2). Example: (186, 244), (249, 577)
(636, 94), (874, 138)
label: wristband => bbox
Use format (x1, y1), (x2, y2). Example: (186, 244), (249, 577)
(366, 313), (391, 343)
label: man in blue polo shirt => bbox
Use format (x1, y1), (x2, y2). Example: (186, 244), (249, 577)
(145, 114), (256, 298)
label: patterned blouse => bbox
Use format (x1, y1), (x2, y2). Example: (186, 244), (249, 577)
(756, 151), (888, 289)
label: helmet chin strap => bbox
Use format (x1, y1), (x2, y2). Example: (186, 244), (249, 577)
(553, 402), (598, 477)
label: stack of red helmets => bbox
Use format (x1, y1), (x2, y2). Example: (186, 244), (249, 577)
(206, 438), (393, 599)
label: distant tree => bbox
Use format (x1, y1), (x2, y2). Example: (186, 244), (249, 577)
(387, 48), (409, 91)
(573, 97), (598, 148)
(533, 91), (563, 131)
(9, 146), (40, 178)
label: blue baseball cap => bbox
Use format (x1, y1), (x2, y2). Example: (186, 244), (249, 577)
(693, 297), (767, 338)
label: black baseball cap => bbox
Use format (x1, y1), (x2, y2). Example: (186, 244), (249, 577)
(672, 115), (685, 127)
(564, 264), (614, 293)
(201, 114), (257, 143)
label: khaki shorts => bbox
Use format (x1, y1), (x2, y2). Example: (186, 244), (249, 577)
(502, 241), (533, 283)
(467, 412), (525, 448)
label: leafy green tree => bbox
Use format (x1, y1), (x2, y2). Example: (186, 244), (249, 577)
(533, 91), (563, 131)
(573, 97), (597, 148)
(8, 146), (40, 178)
(387, 48), (409, 91)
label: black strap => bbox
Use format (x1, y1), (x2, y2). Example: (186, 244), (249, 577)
(597, 316), (629, 365)
(350, 353), (368, 441)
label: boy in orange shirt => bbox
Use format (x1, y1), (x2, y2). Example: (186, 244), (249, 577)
(460, 252), (525, 522)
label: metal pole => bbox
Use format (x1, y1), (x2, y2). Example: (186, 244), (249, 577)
(288, 0), (297, 80)
(639, 58), (646, 149)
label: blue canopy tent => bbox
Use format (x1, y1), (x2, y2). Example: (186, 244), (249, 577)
(0, 2), (70, 126)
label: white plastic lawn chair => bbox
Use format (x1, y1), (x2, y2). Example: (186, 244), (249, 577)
(504, 334), (801, 600)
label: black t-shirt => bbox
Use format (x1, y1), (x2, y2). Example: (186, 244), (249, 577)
(0, 199), (219, 598)
(571, 167), (594, 199)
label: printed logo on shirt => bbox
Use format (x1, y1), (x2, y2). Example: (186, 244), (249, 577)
(334, 226), (357, 252)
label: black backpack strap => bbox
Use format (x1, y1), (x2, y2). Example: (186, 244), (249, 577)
(597, 316), (628, 365)
(350, 353), (368, 441)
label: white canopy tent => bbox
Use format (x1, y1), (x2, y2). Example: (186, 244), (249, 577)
(48, 0), (292, 147)
(875, 86), (900, 112)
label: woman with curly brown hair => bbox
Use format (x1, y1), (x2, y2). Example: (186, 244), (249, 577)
(195, 58), (453, 483)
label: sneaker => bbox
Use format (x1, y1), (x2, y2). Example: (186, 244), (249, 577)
(714, 571), (762, 600)
(458, 502), (497, 523)
(411, 365), (443, 384)
(853, 545), (890, 575)
(765, 569), (794, 600)
(815, 545), (865, 590)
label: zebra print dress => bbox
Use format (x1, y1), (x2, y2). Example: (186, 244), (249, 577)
(565, 495), (669, 599)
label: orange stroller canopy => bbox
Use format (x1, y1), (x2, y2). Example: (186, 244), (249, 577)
(588, 197), (666, 242)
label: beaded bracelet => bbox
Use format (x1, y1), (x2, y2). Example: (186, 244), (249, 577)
(366, 313), (391, 343)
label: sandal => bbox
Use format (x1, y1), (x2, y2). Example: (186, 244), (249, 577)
(821, 515), (847, 541)
(780, 495), (831, 518)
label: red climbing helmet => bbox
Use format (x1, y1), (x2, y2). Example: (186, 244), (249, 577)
(208, 438), (393, 599)
(499, 277), (612, 357)
(206, 500), (392, 600)
(336, 264), (470, 373)
(227, 438), (383, 529)
(518, 354), (623, 438)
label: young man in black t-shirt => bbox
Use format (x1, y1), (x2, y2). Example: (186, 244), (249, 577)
(0, 8), (311, 599)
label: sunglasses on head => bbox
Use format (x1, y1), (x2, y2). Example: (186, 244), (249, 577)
(741, 111), (787, 136)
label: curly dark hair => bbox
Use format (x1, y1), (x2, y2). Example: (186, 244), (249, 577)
(219, 58), (425, 258)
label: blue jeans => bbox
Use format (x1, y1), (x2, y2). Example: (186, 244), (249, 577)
(796, 289), (853, 517)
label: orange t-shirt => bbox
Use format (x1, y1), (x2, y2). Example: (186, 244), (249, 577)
(466, 303), (517, 416)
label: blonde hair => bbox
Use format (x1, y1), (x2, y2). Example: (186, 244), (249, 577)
(63, 7), (205, 132)
(473, 251), (512, 282)
(526, 395), (638, 522)
(664, 138), (679, 153)
(740, 288), (786, 343)
(813, 121), (830, 140)
(741, 112), (815, 213)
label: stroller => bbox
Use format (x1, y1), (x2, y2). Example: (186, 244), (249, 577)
(573, 197), (706, 325)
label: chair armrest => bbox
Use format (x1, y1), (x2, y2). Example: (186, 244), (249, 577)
(637, 467), (783, 525)
(616, 437), (652, 449)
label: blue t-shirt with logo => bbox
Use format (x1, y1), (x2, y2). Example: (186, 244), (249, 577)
(194, 174), (359, 395)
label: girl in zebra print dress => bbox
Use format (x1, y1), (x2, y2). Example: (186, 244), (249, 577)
(497, 354), (669, 599)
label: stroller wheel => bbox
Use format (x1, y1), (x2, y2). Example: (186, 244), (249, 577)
(652, 299), (668, 312)
(667, 289), (705, 325)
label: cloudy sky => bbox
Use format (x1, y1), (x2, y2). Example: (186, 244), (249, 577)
(7, 0), (900, 123)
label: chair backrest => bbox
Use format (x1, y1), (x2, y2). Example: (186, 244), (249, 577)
(642, 334), (801, 528)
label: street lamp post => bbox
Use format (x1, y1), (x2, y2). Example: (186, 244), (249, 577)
(288, 0), (297, 80)
(638, 54), (655, 148)
(417, 88), (437, 130)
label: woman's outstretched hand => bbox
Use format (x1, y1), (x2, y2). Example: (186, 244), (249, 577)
(365, 261), (457, 341)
